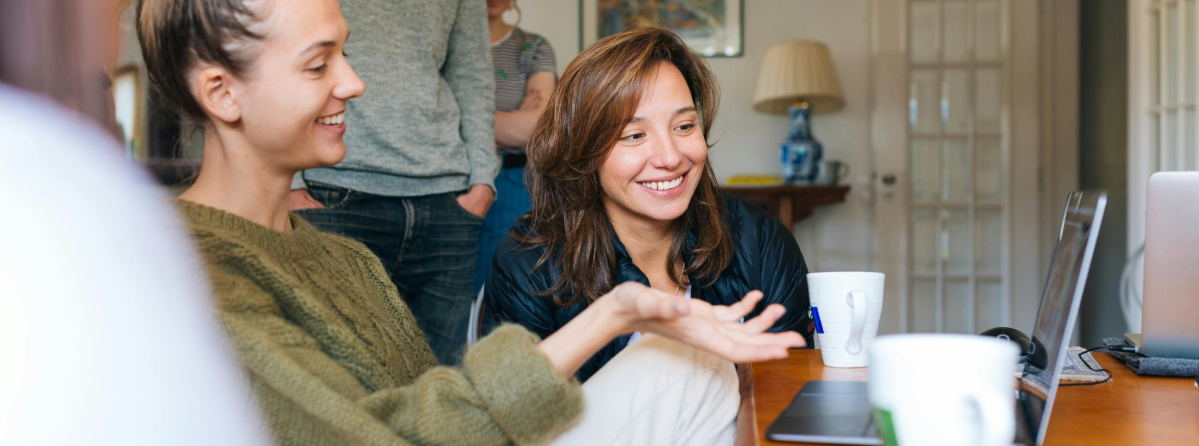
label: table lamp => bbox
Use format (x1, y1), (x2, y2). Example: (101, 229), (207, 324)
(753, 40), (845, 183)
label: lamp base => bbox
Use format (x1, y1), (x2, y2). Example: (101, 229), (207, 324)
(780, 103), (823, 183)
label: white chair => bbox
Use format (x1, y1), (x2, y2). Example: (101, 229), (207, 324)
(467, 285), (485, 347)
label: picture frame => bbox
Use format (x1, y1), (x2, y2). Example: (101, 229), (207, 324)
(579, 0), (744, 58)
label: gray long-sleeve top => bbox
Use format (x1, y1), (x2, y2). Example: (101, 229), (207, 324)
(292, 0), (499, 196)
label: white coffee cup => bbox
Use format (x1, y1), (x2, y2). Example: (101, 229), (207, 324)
(869, 334), (1020, 446)
(807, 272), (884, 367)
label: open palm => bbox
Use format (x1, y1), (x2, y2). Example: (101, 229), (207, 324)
(613, 282), (807, 363)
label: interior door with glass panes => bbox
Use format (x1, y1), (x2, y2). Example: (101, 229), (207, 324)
(1127, 0), (1199, 332)
(871, 0), (1044, 335)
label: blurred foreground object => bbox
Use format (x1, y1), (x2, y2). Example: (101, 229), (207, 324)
(0, 0), (119, 130)
(0, 85), (270, 446)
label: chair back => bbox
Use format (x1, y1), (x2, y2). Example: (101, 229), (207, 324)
(467, 286), (485, 347)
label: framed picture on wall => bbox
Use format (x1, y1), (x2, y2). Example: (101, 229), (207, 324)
(579, 0), (743, 57)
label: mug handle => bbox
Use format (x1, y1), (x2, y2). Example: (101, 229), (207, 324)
(839, 163), (851, 180)
(969, 392), (1016, 446)
(845, 290), (867, 355)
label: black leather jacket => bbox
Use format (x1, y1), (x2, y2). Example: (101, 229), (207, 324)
(482, 193), (815, 382)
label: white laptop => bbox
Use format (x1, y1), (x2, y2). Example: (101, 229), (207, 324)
(1137, 172), (1199, 360)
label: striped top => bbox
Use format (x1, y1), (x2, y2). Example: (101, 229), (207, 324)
(492, 27), (557, 154)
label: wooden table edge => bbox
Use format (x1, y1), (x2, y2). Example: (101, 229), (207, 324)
(746, 351), (1199, 446)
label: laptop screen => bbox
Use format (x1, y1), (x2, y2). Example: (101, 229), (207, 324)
(1020, 191), (1106, 446)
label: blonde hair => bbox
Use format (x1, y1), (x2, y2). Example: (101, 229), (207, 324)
(137, 0), (265, 125)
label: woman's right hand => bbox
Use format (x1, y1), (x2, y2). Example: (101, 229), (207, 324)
(606, 282), (806, 363)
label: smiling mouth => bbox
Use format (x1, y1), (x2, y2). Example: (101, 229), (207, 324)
(639, 173), (686, 191)
(316, 112), (344, 126)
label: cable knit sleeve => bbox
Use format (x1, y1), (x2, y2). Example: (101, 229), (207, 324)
(212, 271), (583, 446)
(362, 325), (583, 445)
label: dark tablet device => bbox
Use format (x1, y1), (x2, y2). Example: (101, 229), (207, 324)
(764, 381), (881, 445)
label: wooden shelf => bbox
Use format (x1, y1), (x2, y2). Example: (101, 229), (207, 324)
(723, 184), (851, 229)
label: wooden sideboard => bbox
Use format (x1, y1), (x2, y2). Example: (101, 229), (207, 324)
(723, 185), (851, 229)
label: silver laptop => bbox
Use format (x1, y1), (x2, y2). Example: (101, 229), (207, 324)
(766, 191), (1106, 446)
(1139, 172), (1199, 360)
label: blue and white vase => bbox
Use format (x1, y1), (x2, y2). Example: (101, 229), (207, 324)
(780, 103), (823, 183)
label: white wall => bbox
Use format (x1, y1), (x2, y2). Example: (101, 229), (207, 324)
(517, 0), (875, 272)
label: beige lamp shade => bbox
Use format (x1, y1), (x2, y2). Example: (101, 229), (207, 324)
(752, 40), (845, 115)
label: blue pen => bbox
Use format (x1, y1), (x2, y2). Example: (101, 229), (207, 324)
(811, 307), (824, 334)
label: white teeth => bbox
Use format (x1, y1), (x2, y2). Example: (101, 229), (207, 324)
(640, 176), (684, 191)
(317, 113), (344, 126)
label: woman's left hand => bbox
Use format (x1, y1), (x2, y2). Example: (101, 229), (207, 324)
(611, 283), (807, 363)
(537, 283), (804, 378)
(456, 184), (496, 217)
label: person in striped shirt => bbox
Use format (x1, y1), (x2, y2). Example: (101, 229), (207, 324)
(476, 0), (560, 290)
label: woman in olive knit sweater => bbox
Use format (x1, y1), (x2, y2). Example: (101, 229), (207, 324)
(137, 0), (805, 444)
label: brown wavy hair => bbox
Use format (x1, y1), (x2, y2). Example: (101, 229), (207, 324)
(518, 27), (733, 307)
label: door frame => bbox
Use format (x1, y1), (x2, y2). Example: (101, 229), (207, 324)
(868, 0), (1078, 334)
(1037, 0), (1081, 334)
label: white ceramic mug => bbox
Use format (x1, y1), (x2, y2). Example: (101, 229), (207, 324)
(807, 272), (884, 367)
(815, 160), (851, 185)
(868, 334), (1020, 446)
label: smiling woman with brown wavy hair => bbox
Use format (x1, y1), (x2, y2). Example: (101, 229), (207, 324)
(523, 26), (731, 306)
(484, 27), (816, 384)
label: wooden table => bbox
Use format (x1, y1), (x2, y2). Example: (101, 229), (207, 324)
(739, 350), (1199, 446)
(723, 185), (850, 229)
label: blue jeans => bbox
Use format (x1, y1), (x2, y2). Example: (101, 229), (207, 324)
(295, 183), (482, 366)
(475, 166), (532, 290)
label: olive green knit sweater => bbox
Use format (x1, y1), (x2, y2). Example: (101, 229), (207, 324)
(177, 200), (583, 446)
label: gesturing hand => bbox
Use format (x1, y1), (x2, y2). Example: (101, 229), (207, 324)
(608, 282), (807, 363)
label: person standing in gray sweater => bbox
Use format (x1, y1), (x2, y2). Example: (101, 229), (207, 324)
(289, 0), (499, 365)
